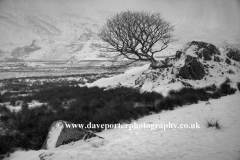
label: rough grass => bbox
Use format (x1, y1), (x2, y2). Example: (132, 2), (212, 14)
(155, 82), (237, 112)
(205, 118), (222, 129)
(0, 81), (238, 157)
(237, 82), (240, 91)
(0, 86), (163, 157)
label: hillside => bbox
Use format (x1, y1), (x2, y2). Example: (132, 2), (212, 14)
(1, 40), (240, 160)
(5, 92), (240, 160)
(1, 0), (240, 62)
(87, 41), (240, 96)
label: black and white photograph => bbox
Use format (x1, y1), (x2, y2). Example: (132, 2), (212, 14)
(0, 0), (240, 159)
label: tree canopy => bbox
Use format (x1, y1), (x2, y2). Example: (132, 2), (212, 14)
(98, 11), (174, 68)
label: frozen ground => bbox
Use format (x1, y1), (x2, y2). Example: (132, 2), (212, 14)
(5, 92), (240, 160)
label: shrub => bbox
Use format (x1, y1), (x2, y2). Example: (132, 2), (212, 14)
(223, 77), (231, 84)
(209, 91), (221, 99)
(155, 97), (177, 112)
(169, 87), (210, 102)
(219, 83), (236, 96)
(10, 99), (16, 106)
(0, 95), (3, 103)
(205, 118), (222, 129)
(1, 81), (237, 157)
(227, 69), (235, 74)
(0, 135), (17, 157)
(237, 82), (240, 91)
(204, 84), (217, 92)
(140, 91), (163, 103)
(0, 86), (163, 156)
(181, 93), (199, 104)
(209, 82), (236, 98)
(0, 105), (11, 113)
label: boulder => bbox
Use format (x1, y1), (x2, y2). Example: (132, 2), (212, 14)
(41, 120), (103, 149)
(225, 58), (231, 64)
(150, 58), (174, 69)
(135, 69), (162, 85)
(178, 56), (205, 80)
(182, 41), (220, 61)
(224, 46), (240, 62)
(213, 55), (221, 62)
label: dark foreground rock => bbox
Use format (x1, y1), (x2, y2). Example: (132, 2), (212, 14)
(224, 46), (240, 62)
(180, 41), (220, 61)
(41, 120), (103, 149)
(135, 41), (239, 87)
(178, 56), (205, 80)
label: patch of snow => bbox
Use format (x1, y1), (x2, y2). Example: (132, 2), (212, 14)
(5, 93), (240, 160)
(85, 64), (150, 88)
(46, 122), (64, 149)
(184, 45), (199, 57)
(5, 101), (46, 112)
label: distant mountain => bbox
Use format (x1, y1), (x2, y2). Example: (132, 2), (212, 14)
(0, 0), (108, 61)
(0, 0), (240, 62)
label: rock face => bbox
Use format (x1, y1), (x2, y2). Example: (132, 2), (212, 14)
(135, 69), (162, 86)
(134, 41), (240, 90)
(225, 58), (231, 64)
(178, 56), (205, 80)
(182, 41), (220, 61)
(174, 41), (221, 80)
(150, 58), (175, 69)
(41, 120), (103, 149)
(224, 46), (240, 62)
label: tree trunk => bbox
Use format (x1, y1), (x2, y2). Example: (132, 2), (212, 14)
(150, 58), (160, 69)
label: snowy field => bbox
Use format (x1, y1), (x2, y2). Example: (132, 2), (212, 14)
(5, 92), (240, 160)
(1, 0), (240, 159)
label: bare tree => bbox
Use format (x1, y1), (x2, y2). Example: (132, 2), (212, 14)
(98, 11), (174, 68)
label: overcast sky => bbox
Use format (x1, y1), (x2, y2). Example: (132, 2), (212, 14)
(1, 0), (240, 45)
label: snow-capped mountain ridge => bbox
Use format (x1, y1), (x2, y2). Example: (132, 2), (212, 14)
(0, 0), (106, 61)
(1, 0), (240, 62)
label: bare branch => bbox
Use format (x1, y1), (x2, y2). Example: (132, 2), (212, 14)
(98, 11), (175, 68)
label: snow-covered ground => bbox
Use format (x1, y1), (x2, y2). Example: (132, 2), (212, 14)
(86, 64), (150, 88)
(45, 122), (65, 150)
(1, 0), (240, 159)
(3, 101), (47, 112)
(86, 50), (240, 96)
(5, 92), (240, 160)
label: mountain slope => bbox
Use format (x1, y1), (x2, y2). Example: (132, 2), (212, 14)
(1, 0), (240, 61)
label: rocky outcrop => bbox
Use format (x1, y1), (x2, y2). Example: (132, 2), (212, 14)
(41, 120), (103, 150)
(213, 55), (221, 62)
(182, 41), (220, 61)
(178, 56), (205, 80)
(224, 46), (240, 62)
(135, 69), (162, 86)
(150, 58), (175, 69)
(173, 41), (221, 80)
(225, 58), (231, 64)
(134, 41), (240, 89)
